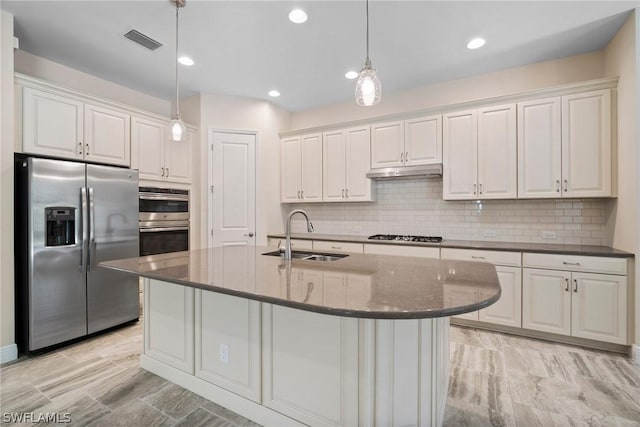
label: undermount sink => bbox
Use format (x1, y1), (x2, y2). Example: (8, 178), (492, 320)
(262, 250), (349, 262)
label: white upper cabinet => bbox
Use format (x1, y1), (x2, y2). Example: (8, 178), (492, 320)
(561, 90), (611, 198)
(443, 109), (478, 199)
(518, 89), (612, 198)
(371, 116), (442, 169)
(280, 133), (322, 203)
(84, 104), (130, 166)
(323, 126), (373, 202)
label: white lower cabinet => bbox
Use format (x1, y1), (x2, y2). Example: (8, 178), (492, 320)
(522, 268), (571, 335)
(267, 237), (313, 251)
(312, 240), (364, 253)
(262, 304), (359, 427)
(144, 279), (194, 374)
(195, 290), (261, 402)
(363, 243), (439, 259)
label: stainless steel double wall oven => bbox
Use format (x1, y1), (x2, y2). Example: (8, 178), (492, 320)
(138, 187), (190, 256)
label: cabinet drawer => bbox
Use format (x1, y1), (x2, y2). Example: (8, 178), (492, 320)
(441, 248), (521, 267)
(364, 244), (439, 259)
(313, 240), (363, 253)
(523, 253), (627, 275)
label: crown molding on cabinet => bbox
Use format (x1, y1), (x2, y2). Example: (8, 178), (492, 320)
(280, 77), (619, 138)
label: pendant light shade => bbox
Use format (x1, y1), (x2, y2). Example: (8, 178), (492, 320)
(355, 0), (381, 106)
(170, 0), (186, 142)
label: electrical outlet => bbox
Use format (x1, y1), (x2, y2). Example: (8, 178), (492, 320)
(219, 344), (229, 364)
(484, 230), (497, 238)
(542, 231), (557, 239)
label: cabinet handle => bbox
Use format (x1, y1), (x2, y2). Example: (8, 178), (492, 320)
(345, 188), (349, 198)
(301, 190), (304, 199)
(78, 142), (83, 155)
(564, 179), (568, 192)
(166, 168), (169, 177)
(473, 184), (477, 195)
(331, 246), (341, 250)
(161, 167), (165, 177)
(471, 256), (485, 260)
(562, 261), (581, 266)
(405, 151), (408, 162)
(342, 189), (345, 198)
(573, 278), (578, 293)
(564, 278), (569, 292)
(85, 143), (90, 156)
(556, 180), (560, 192)
(479, 183), (483, 194)
(297, 190), (301, 199)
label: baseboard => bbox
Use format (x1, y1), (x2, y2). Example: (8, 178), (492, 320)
(0, 344), (18, 364)
(632, 345), (640, 364)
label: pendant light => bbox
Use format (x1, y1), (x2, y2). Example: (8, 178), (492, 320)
(355, 0), (381, 106)
(169, 0), (186, 142)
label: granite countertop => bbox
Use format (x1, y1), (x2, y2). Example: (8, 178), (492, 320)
(267, 233), (634, 258)
(101, 246), (501, 320)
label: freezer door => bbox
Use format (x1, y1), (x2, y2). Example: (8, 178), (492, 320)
(86, 165), (139, 333)
(28, 158), (87, 350)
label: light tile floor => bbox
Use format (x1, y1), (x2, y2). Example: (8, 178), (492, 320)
(1, 322), (639, 426)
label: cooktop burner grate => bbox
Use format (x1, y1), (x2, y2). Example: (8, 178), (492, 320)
(367, 234), (443, 243)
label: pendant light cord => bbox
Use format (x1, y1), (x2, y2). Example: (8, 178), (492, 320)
(365, 0), (370, 66)
(175, 1), (180, 118)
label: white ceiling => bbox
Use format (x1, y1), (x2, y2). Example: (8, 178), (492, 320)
(1, 1), (637, 112)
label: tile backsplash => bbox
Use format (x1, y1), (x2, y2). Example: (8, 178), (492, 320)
(288, 178), (615, 245)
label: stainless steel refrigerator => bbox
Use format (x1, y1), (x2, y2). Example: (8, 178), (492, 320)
(15, 156), (139, 352)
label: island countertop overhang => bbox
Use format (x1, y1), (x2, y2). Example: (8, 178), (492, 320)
(100, 246), (501, 319)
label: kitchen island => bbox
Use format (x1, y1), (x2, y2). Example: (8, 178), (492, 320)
(102, 246), (500, 427)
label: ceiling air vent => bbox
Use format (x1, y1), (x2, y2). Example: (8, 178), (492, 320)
(124, 29), (163, 51)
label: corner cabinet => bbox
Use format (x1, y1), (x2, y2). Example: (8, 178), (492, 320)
(518, 89), (612, 198)
(280, 134), (323, 203)
(23, 87), (131, 166)
(323, 126), (373, 202)
(443, 104), (517, 200)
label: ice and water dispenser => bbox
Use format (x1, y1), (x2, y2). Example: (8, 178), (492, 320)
(45, 207), (75, 247)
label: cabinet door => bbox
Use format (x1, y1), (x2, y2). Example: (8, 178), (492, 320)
(404, 115), (441, 166)
(571, 272), (627, 344)
(144, 279), (194, 374)
(300, 133), (323, 202)
(132, 117), (165, 181)
(522, 268), (571, 336)
(323, 130), (347, 202)
(371, 120), (404, 168)
(562, 90), (611, 197)
(165, 128), (193, 184)
(517, 97), (562, 198)
(477, 104), (517, 199)
(84, 104), (130, 166)
(345, 126), (373, 201)
(443, 110), (477, 200)
(280, 136), (302, 203)
(478, 266), (522, 327)
(23, 87), (84, 160)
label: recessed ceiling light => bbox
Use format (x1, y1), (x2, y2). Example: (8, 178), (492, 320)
(288, 9), (308, 24)
(466, 38), (486, 50)
(178, 56), (194, 66)
(345, 71), (358, 80)
(268, 90), (281, 97)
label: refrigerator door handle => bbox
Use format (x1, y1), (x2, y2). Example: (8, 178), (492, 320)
(88, 187), (96, 271)
(80, 187), (88, 273)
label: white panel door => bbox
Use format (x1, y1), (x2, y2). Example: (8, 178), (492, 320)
(477, 104), (517, 199)
(165, 128), (193, 184)
(84, 104), (130, 166)
(404, 115), (442, 166)
(280, 136), (301, 203)
(23, 87), (84, 160)
(478, 266), (522, 328)
(210, 131), (256, 248)
(562, 90), (611, 197)
(522, 268), (571, 336)
(345, 126), (372, 201)
(132, 116), (165, 181)
(571, 272), (627, 344)
(443, 110), (477, 200)
(323, 130), (346, 202)
(301, 133), (323, 202)
(371, 120), (404, 168)
(517, 97), (562, 198)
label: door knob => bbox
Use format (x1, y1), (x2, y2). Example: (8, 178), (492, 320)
(244, 232), (254, 237)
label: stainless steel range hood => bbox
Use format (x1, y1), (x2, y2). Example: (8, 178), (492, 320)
(366, 164), (442, 180)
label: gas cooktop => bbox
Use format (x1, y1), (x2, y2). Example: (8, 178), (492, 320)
(367, 234), (443, 243)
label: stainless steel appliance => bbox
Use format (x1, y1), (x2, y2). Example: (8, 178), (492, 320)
(367, 234), (443, 243)
(15, 156), (140, 352)
(138, 187), (189, 256)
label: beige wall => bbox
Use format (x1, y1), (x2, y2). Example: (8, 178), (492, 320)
(290, 51), (605, 130)
(14, 50), (171, 116)
(181, 93), (290, 249)
(1, 11), (15, 351)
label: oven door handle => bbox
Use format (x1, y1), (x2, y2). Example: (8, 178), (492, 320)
(140, 226), (190, 233)
(139, 194), (189, 202)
